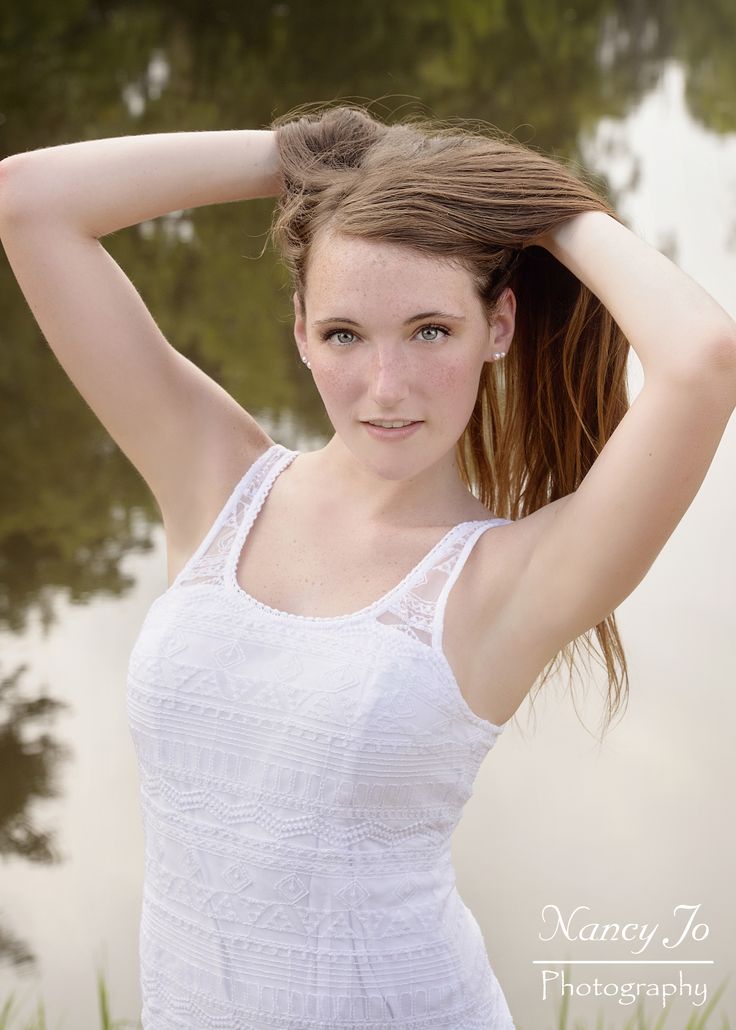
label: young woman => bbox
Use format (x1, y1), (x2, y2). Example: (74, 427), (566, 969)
(1, 105), (734, 1029)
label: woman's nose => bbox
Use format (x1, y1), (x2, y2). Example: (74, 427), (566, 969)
(369, 348), (411, 406)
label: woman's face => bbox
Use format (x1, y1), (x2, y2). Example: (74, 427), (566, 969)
(293, 230), (515, 479)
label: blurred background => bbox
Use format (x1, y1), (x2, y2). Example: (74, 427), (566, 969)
(1, 2), (735, 1028)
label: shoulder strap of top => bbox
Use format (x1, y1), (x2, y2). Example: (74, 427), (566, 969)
(430, 520), (512, 650)
(375, 518), (512, 649)
(173, 442), (287, 591)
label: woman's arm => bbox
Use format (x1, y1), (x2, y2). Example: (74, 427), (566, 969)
(489, 214), (736, 686)
(0, 132), (281, 572)
(538, 211), (736, 385)
(0, 129), (282, 236)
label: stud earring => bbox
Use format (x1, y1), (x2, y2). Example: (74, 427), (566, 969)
(301, 354), (311, 370)
(493, 351), (506, 361)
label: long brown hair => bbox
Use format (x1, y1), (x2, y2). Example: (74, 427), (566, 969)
(267, 101), (631, 740)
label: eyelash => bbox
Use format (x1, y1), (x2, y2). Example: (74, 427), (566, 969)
(319, 324), (452, 346)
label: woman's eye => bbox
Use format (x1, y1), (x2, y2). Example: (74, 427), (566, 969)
(322, 330), (357, 345)
(418, 325), (450, 342)
(321, 324), (451, 346)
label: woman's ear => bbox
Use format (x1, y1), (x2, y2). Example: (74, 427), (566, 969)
(293, 291), (307, 350)
(486, 287), (516, 358)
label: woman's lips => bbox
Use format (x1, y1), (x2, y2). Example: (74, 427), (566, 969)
(362, 421), (423, 440)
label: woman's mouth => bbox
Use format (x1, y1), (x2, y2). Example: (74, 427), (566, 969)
(361, 420), (423, 440)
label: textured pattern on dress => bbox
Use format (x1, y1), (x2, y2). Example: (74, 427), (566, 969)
(127, 442), (516, 1028)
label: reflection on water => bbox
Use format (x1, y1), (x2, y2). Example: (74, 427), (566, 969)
(1, 2), (735, 1026)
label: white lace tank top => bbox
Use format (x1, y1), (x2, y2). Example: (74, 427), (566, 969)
(126, 442), (515, 1029)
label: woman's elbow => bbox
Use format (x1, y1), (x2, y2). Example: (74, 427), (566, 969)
(0, 154), (32, 222)
(688, 331), (736, 411)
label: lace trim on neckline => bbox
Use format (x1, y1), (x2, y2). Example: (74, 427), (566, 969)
(225, 446), (501, 625)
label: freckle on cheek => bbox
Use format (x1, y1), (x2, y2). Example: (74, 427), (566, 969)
(433, 367), (459, 387)
(324, 369), (348, 385)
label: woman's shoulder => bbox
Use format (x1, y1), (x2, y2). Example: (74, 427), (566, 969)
(468, 496), (570, 613)
(442, 497), (573, 727)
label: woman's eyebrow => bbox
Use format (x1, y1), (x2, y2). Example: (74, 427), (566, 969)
(312, 310), (466, 327)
